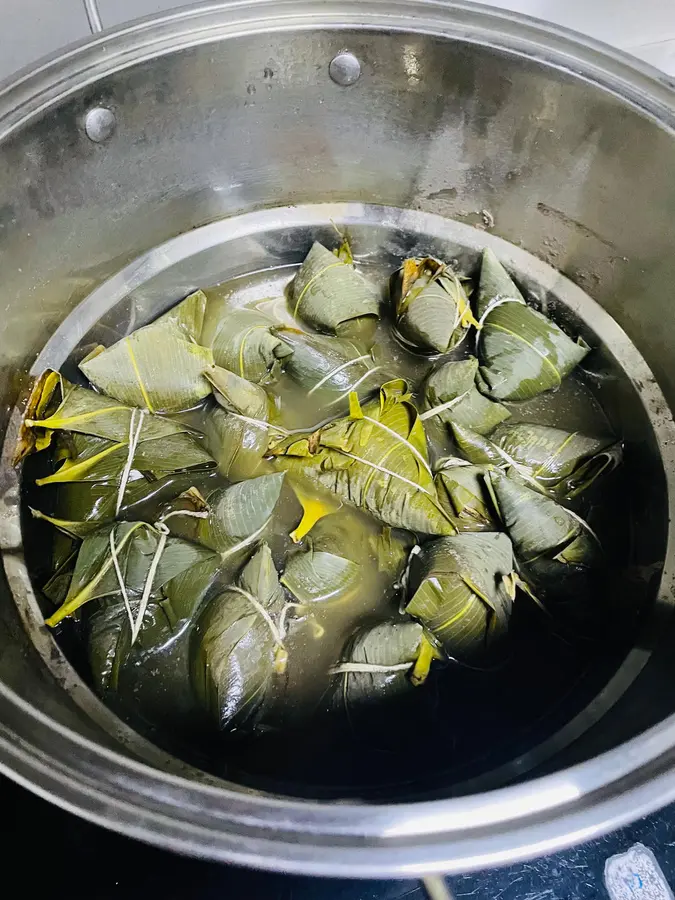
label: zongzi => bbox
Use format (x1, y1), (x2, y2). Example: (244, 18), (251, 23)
(162, 472), (286, 557)
(281, 507), (412, 605)
(434, 457), (497, 532)
(269, 380), (455, 535)
(329, 620), (433, 712)
(421, 356), (510, 435)
(488, 422), (622, 499)
(203, 365), (275, 480)
(390, 257), (478, 353)
(276, 328), (386, 407)
(191, 543), (287, 732)
(80, 291), (215, 412)
(451, 420), (620, 500)
(290, 241), (380, 335)
(405, 532), (519, 663)
(476, 248), (589, 401)
(45, 520), (216, 626)
(485, 470), (599, 567)
(200, 300), (294, 383)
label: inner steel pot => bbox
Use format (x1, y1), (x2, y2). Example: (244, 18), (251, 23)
(2, 0), (675, 877)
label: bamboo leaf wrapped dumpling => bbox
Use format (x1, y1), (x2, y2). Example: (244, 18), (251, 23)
(405, 532), (519, 663)
(485, 470), (599, 567)
(276, 329), (387, 407)
(80, 291), (214, 412)
(200, 300), (293, 383)
(191, 543), (287, 732)
(329, 620), (434, 714)
(21, 375), (217, 530)
(421, 356), (510, 435)
(290, 241), (380, 335)
(35, 430), (213, 487)
(19, 377), (204, 451)
(162, 472), (287, 557)
(487, 422), (622, 499)
(269, 380), (455, 535)
(31, 467), (218, 538)
(73, 478), (289, 718)
(476, 248), (589, 400)
(390, 257), (478, 353)
(450, 421), (621, 500)
(88, 591), (203, 731)
(281, 508), (412, 605)
(434, 458), (498, 532)
(202, 365), (274, 480)
(150, 475), (286, 641)
(45, 520), (217, 626)
(87, 526), (273, 733)
(87, 534), (225, 729)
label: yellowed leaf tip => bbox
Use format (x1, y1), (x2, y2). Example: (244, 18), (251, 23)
(348, 391), (363, 419)
(289, 482), (341, 542)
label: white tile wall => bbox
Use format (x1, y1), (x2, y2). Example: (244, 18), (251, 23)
(476, 0), (675, 56)
(0, 0), (88, 82)
(1, 0), (674, 82)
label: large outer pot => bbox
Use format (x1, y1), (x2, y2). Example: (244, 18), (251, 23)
(2, 0), (675, 877)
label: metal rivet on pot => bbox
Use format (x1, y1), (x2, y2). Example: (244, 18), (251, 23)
(329, 51), (361, 86)
(84, 107), (116, 142)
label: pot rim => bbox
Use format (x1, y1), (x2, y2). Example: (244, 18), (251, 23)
(2, 0), (675, 877)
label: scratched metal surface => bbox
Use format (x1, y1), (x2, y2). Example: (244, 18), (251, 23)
(7, 772), (675, 898)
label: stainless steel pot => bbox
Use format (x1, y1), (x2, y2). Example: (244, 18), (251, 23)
(2, 0), (675, 877)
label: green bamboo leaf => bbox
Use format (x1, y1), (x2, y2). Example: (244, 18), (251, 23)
(486, 470), (599, 567)
(489, 422), (622, 499)
(269, 380), (455, 535)
(282, 550), (360, 604)
(451, 421), (620, 500)
(163, 473), (286, 556)
(204, 408), (270, 482)
(25, 381), (189, 444)
(31, 506), (107, 539)
(290, 241), (380, 334)
(45, 522), (141, 622)
(87, 550), (220, 729)
(201, 300), (293, 383)
(191, 543), (286, 732)
(330, 620), (425, 711)
(422, 356), (510, 435)
(122, 529), (216, 595)
(390, 257), (477, 353)
(45, 521), (215, 626)
(276, 329), (387, 406)
(434, 458), (498, 532)
(450, 421), (510, 466)
(203, 365), (272, 480)
(405, 532), (516, 662)
(206, 364), (269, 420)
(476, 249), (589, 401)
(37, 431), (213, 485)
(80, 293), (214, 412)
(475, 247), (525, 317)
